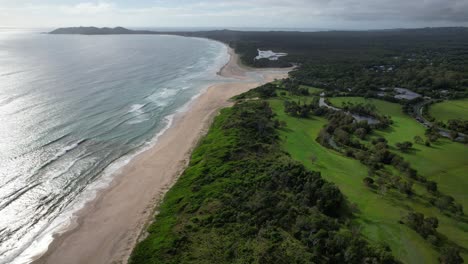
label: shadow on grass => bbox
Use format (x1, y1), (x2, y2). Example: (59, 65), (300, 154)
(379, 125), (397, 134)
(437, 232), (468, 254)
(278, 126), (294, 133)
(405, 148), (422, 154)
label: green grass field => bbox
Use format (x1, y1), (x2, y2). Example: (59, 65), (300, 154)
(270, 96), (468, 263)
(299, 85), (323, 95)
(329, 97), (468, 210)
(429, 99), (468, 122)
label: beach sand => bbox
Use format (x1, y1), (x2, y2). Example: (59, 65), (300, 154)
(32, 47), (290, 264)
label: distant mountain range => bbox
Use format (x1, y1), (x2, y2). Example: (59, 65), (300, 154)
(49, 27), (157, 35)
(50, 26), (468, 35)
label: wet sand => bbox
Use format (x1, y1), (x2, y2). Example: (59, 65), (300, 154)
(33, 47), (290, 264)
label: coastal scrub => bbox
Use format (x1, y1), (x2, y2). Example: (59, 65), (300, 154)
(130, 101), (397, 264)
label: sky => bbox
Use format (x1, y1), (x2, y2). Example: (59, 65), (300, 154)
(1, 0), (468, 30)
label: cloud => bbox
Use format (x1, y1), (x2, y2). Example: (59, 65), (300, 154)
(326, 0), (468, 22)
(61, 2), (116, 15)
(1, 0), (468, 28)
(180, 0), (468, 22)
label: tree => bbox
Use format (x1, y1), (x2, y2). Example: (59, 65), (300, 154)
(355, 128), (368, 139)
(363, 177), (375, 187)
(425, 217), (438, 229)
(404, 212), (439, 239)
(396, 141), (413, 152)
(425, 140), (431, 147)
(449, 131), (458, 141)
(414, 135), (424, 144)
(435, 195), (453, 209)
(334, 128), (351, 145)
(405, 168), (418, 179)
(316, 183), (343, 216)
(439, 246), (463, 264)
(425, 127), (440, 142)
(397, 180), (413, 196)
(427, 235), (438, 246)
(256, 83), (277, 98)
(426, 181), (438, 193)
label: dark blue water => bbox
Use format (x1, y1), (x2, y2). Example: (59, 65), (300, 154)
(0, 29), (228, 263)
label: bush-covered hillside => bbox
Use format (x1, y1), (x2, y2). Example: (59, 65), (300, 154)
(130, 101), (398, 264)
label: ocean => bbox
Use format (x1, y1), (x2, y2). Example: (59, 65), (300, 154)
(0, 29), (228, 263)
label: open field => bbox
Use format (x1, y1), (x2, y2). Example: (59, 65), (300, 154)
(299, 85), (323, 95)
(269, 95), (468, 263)
(429, 99), (468, 122)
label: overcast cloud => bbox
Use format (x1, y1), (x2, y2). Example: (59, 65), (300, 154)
(0, 0), (467, 29)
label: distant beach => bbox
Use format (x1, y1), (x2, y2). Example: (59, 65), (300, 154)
(32, 46), (290, 264)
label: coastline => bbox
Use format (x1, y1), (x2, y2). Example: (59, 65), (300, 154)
(32, 46), (290, 264)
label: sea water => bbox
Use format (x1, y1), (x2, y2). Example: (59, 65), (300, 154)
(0, 29), (228, 263)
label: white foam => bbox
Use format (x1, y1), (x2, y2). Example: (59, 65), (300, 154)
(128, 104), (144, 114)
(127, 104), (148, 124)
(147, 88), (178, 107)
(48, 140), (83, 163)
(127, 118), (149, 125)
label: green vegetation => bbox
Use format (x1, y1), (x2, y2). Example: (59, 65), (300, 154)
(429, 99), (468, 123)
(401, 211), (464, 264)
(58, 26), (468, 264)
(177, 28), (468, 100)
(329, 97), (468, 210)
(402, 212), (439, 244)
(267, 98), (440, 263)
(341, 102), (377, 117)
(300, 85), (323, 95)
(322, 97), (468, 261)
(130, 86), (466, 263)
(427, 99), (468, 135)
(395, 141), (413, 152)
(129, 27), (468, 263)
(233, 84), (466, 262)
(130, 101), (397, 264)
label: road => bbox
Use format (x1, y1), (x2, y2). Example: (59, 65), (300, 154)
(412, 100), (466, 141)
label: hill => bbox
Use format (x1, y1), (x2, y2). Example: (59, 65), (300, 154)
(49, 26), (152, 35)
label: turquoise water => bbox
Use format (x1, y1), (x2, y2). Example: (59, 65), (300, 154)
(0, 29), (228, 263)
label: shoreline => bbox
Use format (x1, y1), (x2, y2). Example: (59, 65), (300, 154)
(31, 46), (290, 264)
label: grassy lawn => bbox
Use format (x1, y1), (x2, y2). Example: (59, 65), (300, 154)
(328, 97), (468, 260)
(299, 85), (323, 95)
(329, 97), (468, 208)
(271, 96), (468, 263)
(429, 99), (468, 122)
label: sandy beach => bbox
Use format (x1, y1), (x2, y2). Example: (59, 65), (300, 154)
(32, 47), (290, 264)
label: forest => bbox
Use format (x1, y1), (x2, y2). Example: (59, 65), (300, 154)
(179, 28), (468, 99)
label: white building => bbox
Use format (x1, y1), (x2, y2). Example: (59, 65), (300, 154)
(255, 49), (288, 61)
